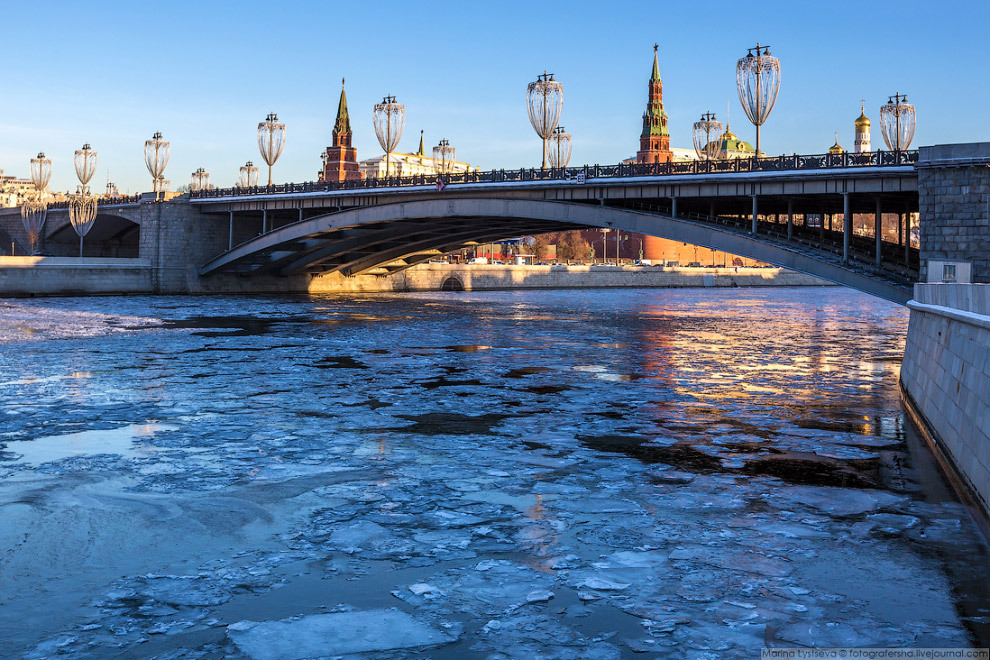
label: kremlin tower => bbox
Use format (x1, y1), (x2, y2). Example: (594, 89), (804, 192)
(319, 79), (363, 183)
(636, 45), (673, 164)
(854, 103), (871, 153)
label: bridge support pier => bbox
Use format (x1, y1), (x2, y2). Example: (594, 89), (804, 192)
(786, 199), (793, 240)
(228, 211), (234, 251)
(875, 198), (882, 266)
(842, 193), (851, 264)
(750, 195), (758, 234)
(671, 197), (678, 219)
(263, 209), (268, 234)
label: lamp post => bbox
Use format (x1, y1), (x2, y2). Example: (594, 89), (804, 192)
(879, 93), (916, 151)
(20, 152), (52, 254)
(736, 43), (781, 158)
(144, 131), (170, 201)
(190, 167), (210, 192)
(258, 112), (286, 187)
(69, 143), (98, 257)
(692, 112), (725, 161)
(373, 95), (405, 179)
(526, 72), (563, 169)
(548, 125), (572, 169)
(239, 161), (259, 189)
(432, 138), (454, 175)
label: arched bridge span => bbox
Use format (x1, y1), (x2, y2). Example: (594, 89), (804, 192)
(199, 198), (913, 304)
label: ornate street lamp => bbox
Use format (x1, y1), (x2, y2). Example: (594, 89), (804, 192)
(21, 152), (52, 254)
(432, 138), (455, 175)
(526, 72), (563, 169)
(879, 93), (916, 151)
(74, 143), (97, 191)
(190, 167), (210, 192)
(30, 151), (53, 191)
(692, 112), (725, 160)
(257, 112), (285, 186)
(372, 95), (405, 179)
(144, 131), (170, 201)
(69, 143), (98, 257)
(736, 43), (781, 158)
(548, 125), (572, 168)
(239, 160), (259, 188)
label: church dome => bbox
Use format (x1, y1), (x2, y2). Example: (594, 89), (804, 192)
(855, 107), (871, 129)
(717, 124), (755, 153)
(829, 133), (845, 154)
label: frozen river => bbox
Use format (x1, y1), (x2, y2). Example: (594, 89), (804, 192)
(0, 287), (987, 658)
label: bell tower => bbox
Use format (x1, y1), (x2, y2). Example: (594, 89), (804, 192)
(636, 44), (672, 164)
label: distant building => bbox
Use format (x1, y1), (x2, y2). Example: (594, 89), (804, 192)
(359, 131), (475, 180)
(0, 173), (34, 208)
(319, 79), (363, 184)
(854, 103), (871, 153)
(636, 45), (673, 164)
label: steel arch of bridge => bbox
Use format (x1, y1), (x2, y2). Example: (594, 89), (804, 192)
(199, 198), (914, 304)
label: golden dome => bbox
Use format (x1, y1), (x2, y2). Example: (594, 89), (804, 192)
(854, 102), (871, 128)
(721, 124), (738, 141)
(829, 132), (844, 154)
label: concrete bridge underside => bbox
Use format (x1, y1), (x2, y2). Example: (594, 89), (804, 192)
(200, 198), (914, 304)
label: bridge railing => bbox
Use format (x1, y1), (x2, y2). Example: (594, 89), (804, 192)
(190, 149), (919, 200)
(33, 194), (144, 211)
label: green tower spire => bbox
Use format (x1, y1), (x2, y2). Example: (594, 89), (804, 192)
(333, 78), (351, 137)
(641, 44), (669, 139)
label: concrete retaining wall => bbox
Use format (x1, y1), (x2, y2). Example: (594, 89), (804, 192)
(0, 259), (829, 297)
(0, 257), (153, 296)
(901, 283), (990, 521)
(307, 264), (829, 294)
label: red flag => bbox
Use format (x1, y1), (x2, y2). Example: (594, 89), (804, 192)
(436, 176), (446, 192)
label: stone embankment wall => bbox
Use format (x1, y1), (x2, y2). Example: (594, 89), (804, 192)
(0, 258), (828, 297)
(901, 283), (990, 522)
(307, 264), (828, 294)
(917, 142), (990, 282)
(0, 257), (153, 296)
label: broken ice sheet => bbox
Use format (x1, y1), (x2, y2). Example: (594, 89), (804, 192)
(227, 608), (457, 659)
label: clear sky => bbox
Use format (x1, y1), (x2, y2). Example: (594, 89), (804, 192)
(1, 0), (986, 193)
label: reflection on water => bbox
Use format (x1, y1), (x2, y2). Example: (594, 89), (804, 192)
(0, 288), (986, 658)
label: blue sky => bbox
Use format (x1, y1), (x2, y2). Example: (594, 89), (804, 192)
(0, 0), (986, 193)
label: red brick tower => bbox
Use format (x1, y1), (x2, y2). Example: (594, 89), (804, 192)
(636, 45), (672, 164)
(320, 79), (363, 183)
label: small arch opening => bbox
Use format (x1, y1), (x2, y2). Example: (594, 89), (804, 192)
(440, 276), (464, 291)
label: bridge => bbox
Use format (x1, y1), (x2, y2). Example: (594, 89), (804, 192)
(1, 142), (987, 304)
(187, 150), (920, 303)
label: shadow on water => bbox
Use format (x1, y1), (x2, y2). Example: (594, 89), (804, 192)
(156, 315), (317, 337)
(578, 435), (888, 489)
(308, 356), (368, 370)
(395, 413), (510, 436)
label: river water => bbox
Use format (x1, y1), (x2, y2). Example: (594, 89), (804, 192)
(0, 287), (986, 658)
